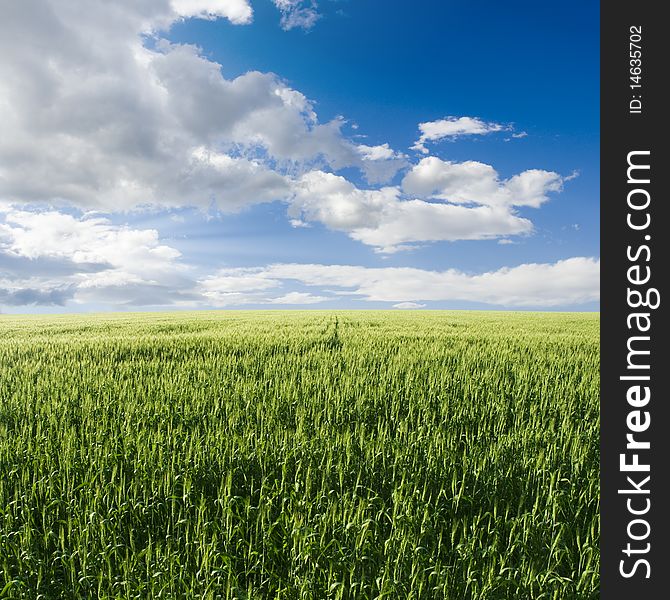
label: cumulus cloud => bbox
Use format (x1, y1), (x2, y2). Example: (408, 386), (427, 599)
(0, 206), (196, 307)
(411, 116), (508, 153)
(354, 143), (409, 184)
(402, 157), (565, 208)
(1, 210), (179, 266)
(287, 167), (566, 252)
(171, 0), (253, 23)
(200, 258), (600, 307)
(272, 1), (321, 31)
(0, 0), (403, 213)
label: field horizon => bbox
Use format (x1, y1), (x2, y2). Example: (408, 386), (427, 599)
(0, 308), (601, 319)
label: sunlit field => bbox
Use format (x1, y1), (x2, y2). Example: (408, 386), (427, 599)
(0, 311), (599, 599)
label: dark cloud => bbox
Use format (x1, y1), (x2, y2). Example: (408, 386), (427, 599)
(0, 252), (111, 278)
(0, 285), (75, 306)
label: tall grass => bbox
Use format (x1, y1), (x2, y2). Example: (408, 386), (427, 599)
(0, 311), (599, 599)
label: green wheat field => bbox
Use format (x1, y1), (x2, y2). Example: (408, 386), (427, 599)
(0, 311), (599, 599)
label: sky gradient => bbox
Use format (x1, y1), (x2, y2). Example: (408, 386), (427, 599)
(0, 0), (599, 313)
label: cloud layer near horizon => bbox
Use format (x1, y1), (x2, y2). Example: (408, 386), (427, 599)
(0, 204), (598, 308)
(203, 258), (600, 307)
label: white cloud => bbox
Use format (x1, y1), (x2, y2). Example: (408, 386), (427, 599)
(349, 202), (532, 253)
(393, 302), (426, 309)
(268, 291), (329, 304)
(186, 147), (291, 210)
(199, 268), (282, 306)
(267, 258), (600, 306)
(289, 171), (394, 231)
(355, 143), (409, 184)
(356, 143), (398, 161)
(412, 116), (508, 153)
(288, 169), (547, 252)
(272, 1), (321, 31)
(200, 257), (600, 307)
(402, 157), (565, 208)
(0, 203), (599, 309)
(201, 270), (280, 293)
(0, 0), (403, 214)
(199, 272), (328, 306)
(171, 0), (253, 23)
(0, 206), (195, 307)
(1, 210), (179, 267)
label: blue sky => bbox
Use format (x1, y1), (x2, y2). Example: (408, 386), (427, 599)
(0, 0), (599, 312)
